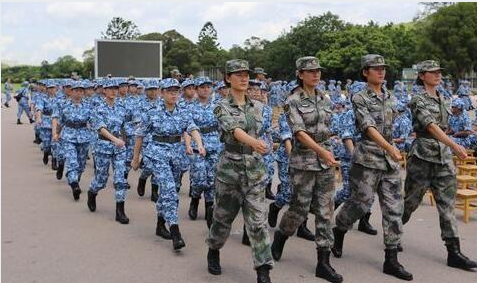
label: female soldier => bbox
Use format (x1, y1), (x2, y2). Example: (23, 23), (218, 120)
(206, 59), (273, 283)
(52, 81), (92, 200)
(332, 55), (412, 281)
(270, 56), (341, 283)
(131, 78), (205, 250)
(87, 79), (130, 225)
(36, 80), (57, 166)
(186, 77), (222, 228)
(402, 60), (477, 270)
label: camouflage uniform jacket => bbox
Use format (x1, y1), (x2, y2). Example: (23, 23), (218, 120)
(285, 89), (333, 171)
(408, 89), (452, 165)
(352, 85), (399, 171)
(213, 95), (269, 186)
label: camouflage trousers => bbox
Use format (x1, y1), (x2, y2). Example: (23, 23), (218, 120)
(89, 151), (127, 202)
(336, 163), (403, 249)
(64, 141), (89, 185)
(275, 160), (291, 208)
(334, 159), (351, 206)
(403, 156), (459, 240)
(207, 179), (273, 269)
(39, 127), (52, 153)
(190, 151), (219, 202)
(278, 168), (335, 249)
(264, 152), (275, 185)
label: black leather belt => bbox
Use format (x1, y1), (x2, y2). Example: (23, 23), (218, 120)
(42, 110), (52, 116)
(153, 135), (182, 143)
(224, 143), (253, 155)
(200, 125), (219, 134)
(64, 122), (87, 129)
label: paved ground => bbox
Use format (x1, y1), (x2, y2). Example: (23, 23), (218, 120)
(2, 103), (477, 283)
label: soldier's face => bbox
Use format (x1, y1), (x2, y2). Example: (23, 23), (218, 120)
(47, 87), (56, 96)
(299, 69), (321, 88)
(197, 84), (212, 99)
(419, 71), (442, 87)
(218, 87), (229, 97)
(364, 67), (386, 85)
(128, 86), (137, 94)
(227, 71), (249, 92)
(104, 87), (118, 99)
(119, 85), (128, 95)
(71, 88), (84, 100)
(247, 85), (261, 100)
(146, 89), (157, 100)
(163, 87), (180, 105)
(183, 86), (196, 99)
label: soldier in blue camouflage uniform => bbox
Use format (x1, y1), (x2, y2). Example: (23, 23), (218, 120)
(268, 81), (297, 230)
(457, 80), (473, 110)
(35, 80), (57, 166)
(186, 77), (222, 228)
(14, 81), (34, 125)
(448, 98), (476, 149)
(52, 80), (73, 180)
(132, 78), (205, 250)
(31, 81), (45, 144)
(402, 60), (477, 271)
(332, 55), (413, 281)
(206, 59), (273, 283)
(3, 78), (13, 108)
(135, 80), (161, 202)
(52, 81), (93, 200)
(87, 79), (130, 225)
(214, 81), (229, 102)
(393, 102), (413, 152)
(271, 56), (343, 283)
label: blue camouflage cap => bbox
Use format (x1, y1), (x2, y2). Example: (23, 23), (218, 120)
(103, 79), (118, 89)
(181, 78), (196, 88)
(335, 97), (347, 106)
(117, 78), (128, 86)
(397, 102), (406, 112)
(287, 80), (299, 93)
(215, 81), (227, 89)
(63, 79), (73, 87)
(71, 81), (85, 89)
(161, 78), (180, 89)
(249, 79), (261, 86)
(195, 76), (213, 86)
(260, 82), (269, 91)
(128, 79), (138, 86)
(46, 80), (57, 88)
(452, 98), (465, 109)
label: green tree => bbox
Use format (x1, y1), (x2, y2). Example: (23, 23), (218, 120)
(82, 47), (95, 79)
(416, 2), (477, 79)
(51, 55), (83, 78)
(197, 22), (222, 69)
(101, 17), (141, 40)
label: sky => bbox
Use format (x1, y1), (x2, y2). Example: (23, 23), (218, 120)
(0, 1), (423, 66)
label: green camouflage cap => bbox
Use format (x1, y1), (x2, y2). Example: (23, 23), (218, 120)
(361, 54), (389, 69)
(225, 59), (251, 74)
(296, 56), (324, 71)
(416, 60), (445, 73)
(254, 67), (267, 75)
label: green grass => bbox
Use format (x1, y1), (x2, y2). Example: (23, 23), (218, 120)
(1, 83), (21, 93)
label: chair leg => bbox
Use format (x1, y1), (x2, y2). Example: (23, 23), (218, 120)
(464, 199), (469, 223)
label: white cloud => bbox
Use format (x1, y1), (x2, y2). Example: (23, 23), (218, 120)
(202, 2), (261, 21)
(0, 35), (15, 51)
(46, 2), (114, 19)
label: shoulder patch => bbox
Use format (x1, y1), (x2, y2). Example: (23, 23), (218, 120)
(213, 105), (222, 116)
(283, 104), (290, 113)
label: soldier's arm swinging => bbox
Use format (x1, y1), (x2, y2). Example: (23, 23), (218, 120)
(183, 132), (193, 155)
(426, 123), (467, 159)
(35, 110), (42, 126)
(131, 136), (143, 170)
(99, 127), (125, 147)
(52, 118), (60, 141)
(343, 138), (354, 155)
(366, 127), (402, 161)
(190, 129), (206, 157)
(295, 131), (337, 166)
(233, 128), (268, 155)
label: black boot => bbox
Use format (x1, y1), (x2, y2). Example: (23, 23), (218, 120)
(383, 248), (413, 281)
(316, 249), (343, 283)
(33, 132), (41, 144)
(151, 184), (159, 202)
(445, 237), (477, 270)
(29, 118), (34, 124)
(115, 201), (129, 224)
(207, 248), (222, 275)
(87, 191), (97, 212)
(205, 201), (214, 229)
(358, 212), (378, 235)
(42, 151), (49, 165)
(4, 102), (9, 107)
(124, 172), (130, 190)
(331, 227), (347, 258)
(297, 218), (314, 241)
(155, 216), (172, 239)
(17, 119), (22, 125)
(271, 230), (289, 261)
(56, 161), (64, 180)
(397, 243), (403, 252)
(51, 157), (58, 170)
(137, 177), (146, 196)
(188, 197), (200, 220)
(268, 202), (281, 228)
(256, 264), (272, 283)
(169, 224), (185, 250)
(70, 182), (81, 201)
(242, 224), (250, 246)
(265, 183), (275, 200)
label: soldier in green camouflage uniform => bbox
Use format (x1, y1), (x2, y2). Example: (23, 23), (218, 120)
(270, 56), (343, 283)
(206, 59), (273, 283)
(332, 55), (413, 281)
(402, 60), (477, 270)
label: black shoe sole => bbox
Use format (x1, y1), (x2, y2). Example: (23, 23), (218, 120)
(173, 241), (186, 250)
(208, 268), (222, 275)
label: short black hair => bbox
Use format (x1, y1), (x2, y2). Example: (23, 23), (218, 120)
(415, 73), (425, 86)
(296, 71), (304, 88)
(360, 67), (370, 82)
(223, 75), (231, 88)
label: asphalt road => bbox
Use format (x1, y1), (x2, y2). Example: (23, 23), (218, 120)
(2, 103), (476, 283)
